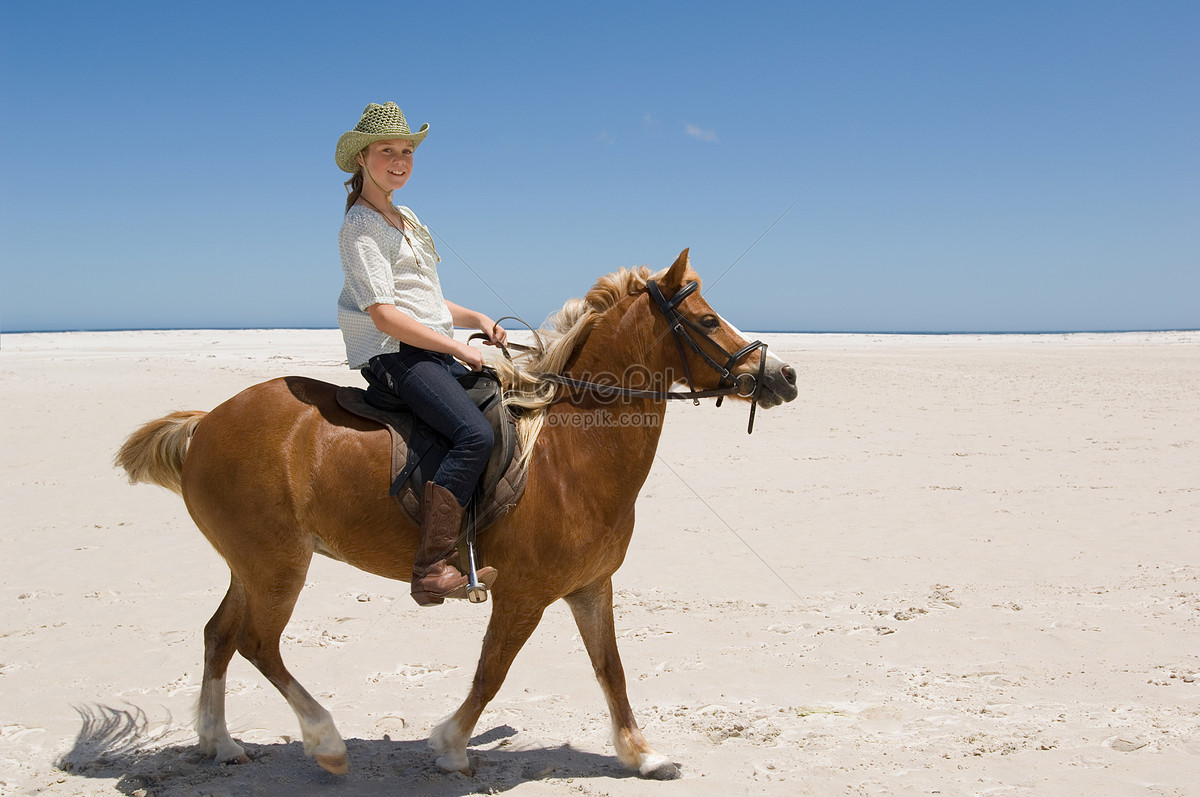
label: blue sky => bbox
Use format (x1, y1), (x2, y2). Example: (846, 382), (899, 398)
(1, 1), (1196, 333)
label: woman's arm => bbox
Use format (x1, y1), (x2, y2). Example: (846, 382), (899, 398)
(367, 303), (485, 370)
(445, 301), (508, 346)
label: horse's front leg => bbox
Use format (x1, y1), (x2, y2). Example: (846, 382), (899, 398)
(564, 579), (681, 779)
(429, 594), (547, 774)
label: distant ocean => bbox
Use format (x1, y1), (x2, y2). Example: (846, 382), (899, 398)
(5, 326), (1198, 336)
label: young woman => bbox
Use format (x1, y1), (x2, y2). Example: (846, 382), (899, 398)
(335, 102), (505, 606)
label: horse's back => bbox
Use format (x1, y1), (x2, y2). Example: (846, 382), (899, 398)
(201, 376), (367, 430)
(187, 377), (366, 478)
(181, 377), (410, 578)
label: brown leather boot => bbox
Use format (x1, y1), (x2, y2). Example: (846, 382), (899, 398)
(411, 481), (497, 606)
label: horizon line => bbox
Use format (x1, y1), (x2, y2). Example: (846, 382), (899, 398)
(2, 326), (1197, 337)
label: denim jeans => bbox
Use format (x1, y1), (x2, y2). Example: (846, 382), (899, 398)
(366, 345), (494, 507)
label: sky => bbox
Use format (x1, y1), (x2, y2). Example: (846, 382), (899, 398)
(1, 1), (1197, 333)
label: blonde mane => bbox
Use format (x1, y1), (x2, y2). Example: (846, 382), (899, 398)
(491, 265), (654, 462)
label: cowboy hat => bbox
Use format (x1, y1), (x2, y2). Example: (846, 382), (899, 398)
(334, 102), (429, 173)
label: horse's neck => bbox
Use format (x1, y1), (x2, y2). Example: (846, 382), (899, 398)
(540, 308), (669, 489)
(562, 296), (666, 386)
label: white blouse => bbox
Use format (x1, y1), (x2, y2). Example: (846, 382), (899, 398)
(337, 204), (454, 369)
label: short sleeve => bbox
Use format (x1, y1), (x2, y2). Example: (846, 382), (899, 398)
(338, 212), (395, 310)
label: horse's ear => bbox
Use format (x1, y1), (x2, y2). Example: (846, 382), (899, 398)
(659, 248), (692, 292)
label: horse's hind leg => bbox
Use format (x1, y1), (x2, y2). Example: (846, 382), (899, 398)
(564, 579), (681, 779)
(197, 576), (251, 764)
(234, 559), (349, 774)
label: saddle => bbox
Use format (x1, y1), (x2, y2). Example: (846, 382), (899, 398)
(335, 366), (527, 533)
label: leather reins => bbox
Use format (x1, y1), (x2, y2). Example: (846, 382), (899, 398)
(471, 280), (769, 434)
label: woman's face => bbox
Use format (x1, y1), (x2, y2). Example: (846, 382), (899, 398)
(360, 138), (415, 193)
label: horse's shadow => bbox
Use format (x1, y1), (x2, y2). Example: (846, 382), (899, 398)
(56, 704), (640, 796)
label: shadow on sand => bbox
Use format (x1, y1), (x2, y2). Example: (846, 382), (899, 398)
(55, 704), (645, 796)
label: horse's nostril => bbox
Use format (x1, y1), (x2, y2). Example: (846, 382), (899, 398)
(781, 364), (796, 384)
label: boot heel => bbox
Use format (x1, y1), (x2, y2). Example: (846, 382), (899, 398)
(411, 589), (446, 607)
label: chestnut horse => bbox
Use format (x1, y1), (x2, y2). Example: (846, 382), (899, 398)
(116, 250), (797, 779)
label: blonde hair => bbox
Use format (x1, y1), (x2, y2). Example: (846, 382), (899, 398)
(493, 265), (654, 462)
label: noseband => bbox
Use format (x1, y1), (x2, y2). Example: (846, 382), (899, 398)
(485, 280), (769, 434)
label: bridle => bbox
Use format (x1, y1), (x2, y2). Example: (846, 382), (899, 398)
(645, 279), (768, 429)
(480, 279), (769, 434)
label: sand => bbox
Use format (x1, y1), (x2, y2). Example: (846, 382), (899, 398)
(1, 329), (1198, 796)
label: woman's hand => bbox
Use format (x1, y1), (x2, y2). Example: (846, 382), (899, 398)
(456, 341), (485, 372)
(446, 301), (507, 348)
(478, 315), (508, 347)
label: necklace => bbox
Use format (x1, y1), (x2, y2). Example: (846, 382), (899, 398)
(358, 197), (416, 251)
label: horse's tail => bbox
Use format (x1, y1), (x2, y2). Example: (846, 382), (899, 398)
(114, 411), (207, 495)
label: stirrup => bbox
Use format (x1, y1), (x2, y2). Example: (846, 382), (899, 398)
(413, 566), (497, 605)
(459, 493), (494, 603)
(442, 566), (497, 602)
(466, 536), (488, 603)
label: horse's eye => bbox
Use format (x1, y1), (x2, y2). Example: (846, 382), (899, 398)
(700, 315), (720, 329)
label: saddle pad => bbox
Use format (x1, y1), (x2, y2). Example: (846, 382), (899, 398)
(335, 386), (528, 531)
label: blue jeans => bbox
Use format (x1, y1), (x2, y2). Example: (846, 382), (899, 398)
(366, 345), (494, 507)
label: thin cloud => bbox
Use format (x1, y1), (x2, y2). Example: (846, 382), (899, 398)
(684, 122), (718, 142)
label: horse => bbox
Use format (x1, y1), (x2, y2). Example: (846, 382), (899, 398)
(115, 249), (798, 780)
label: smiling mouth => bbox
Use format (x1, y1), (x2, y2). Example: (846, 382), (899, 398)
(388, 170), (405, 177)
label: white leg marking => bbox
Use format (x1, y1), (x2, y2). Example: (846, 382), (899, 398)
(196, 674), (247, 763)
(430, 713), (471, 774)
(281, 682), (347, 773)
(611, 719), (680, 779)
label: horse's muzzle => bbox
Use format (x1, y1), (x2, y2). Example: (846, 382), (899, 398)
(755, 359), (798, 409)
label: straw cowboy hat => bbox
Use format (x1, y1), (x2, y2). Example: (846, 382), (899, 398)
(335, 102), (429, 173)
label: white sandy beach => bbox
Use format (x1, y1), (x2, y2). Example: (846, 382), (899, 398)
(1, 328), (1198, 796)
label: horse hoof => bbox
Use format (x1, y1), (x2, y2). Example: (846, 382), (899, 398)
(208, 741), (248, 765)
(639, 755), (681, 780)
(316, 753), (349, 775)
(214, 752), (250, 766)
(435, 752), (471, 776)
